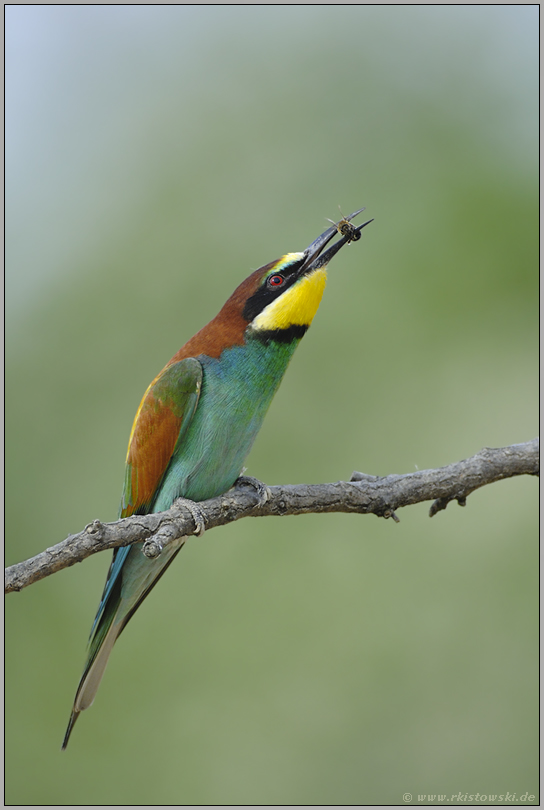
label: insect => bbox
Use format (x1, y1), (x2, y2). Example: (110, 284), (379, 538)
(327, 206), (363, 243)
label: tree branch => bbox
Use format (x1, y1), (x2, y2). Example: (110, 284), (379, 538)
(5, 439), (538, 594)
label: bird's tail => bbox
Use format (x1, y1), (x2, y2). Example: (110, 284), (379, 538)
(61, 608), (121, 749)
(62, 540), (185, 749)
(61, 628), (119, 749)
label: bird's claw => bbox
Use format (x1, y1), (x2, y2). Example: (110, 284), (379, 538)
(174, 497), (206, 536)
(234, 475), (271, 507)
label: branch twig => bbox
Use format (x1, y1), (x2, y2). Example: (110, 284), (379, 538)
(5, 439), (538, 594)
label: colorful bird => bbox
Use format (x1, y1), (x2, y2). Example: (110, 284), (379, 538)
(62, 208), (372, 748)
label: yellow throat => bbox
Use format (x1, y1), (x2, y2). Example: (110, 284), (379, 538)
(252, 263), (327, 332)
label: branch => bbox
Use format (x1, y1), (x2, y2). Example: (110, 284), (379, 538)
(5, 439), (538, 594)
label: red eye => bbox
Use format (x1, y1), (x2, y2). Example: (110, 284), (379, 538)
(268, 274), (284, 287)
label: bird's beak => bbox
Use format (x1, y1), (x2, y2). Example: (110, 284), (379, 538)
(300, 208), (373, 274)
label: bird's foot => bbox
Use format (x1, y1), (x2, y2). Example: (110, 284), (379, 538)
(234, 475), (271, 507)
(174, 497), (206, 536)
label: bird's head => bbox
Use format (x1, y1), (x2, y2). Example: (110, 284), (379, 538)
(240, 207), (372, 343)
(173, 209), (372, 360)
(233, 208), (372, 340)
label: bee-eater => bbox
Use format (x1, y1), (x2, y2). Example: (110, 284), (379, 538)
(62, 209), (372, 748)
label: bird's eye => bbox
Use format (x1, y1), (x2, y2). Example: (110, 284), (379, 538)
(267, 274), (285, 288)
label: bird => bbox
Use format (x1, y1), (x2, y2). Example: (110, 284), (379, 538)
(62, 208), (372, 749)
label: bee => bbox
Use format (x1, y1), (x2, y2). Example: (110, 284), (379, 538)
(327, 206), (362, 243)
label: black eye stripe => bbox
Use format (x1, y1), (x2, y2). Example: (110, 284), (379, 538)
(242, 259), (304, 323)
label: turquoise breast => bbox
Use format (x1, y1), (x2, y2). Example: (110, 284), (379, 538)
(151, 335), (300, 511)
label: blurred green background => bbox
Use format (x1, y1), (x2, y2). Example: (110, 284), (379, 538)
(5, 6), (538, 806)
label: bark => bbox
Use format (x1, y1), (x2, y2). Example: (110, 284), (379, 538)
(5, 438), (538, 594)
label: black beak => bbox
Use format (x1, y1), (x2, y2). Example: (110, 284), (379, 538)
(300, 208), (373, 274)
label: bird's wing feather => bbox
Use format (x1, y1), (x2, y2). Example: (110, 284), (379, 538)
(121, 356), (203, 518)
(62, 358), (203, 748)
(90, 356), (203, 634)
